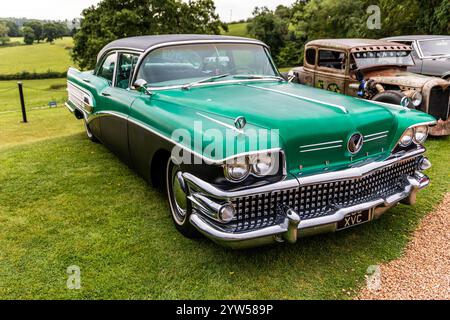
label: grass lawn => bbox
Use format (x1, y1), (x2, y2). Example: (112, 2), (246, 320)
(0, 78), (67, 113)
(0, 108), (448, 299)
(222, 23), (249, 37)
(0, 37), (74, 75)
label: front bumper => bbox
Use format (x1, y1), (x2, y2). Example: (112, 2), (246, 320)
(182, 149), (430, 249)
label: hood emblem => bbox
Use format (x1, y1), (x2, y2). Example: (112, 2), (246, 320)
(234, 116), (247, 129)
(348, 133), (364, 154)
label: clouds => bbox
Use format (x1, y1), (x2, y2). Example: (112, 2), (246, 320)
(214, 0), (297, 22)
(0, 0), (297, 21)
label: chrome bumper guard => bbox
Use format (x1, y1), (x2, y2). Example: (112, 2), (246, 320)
(183, 148), (430, 249)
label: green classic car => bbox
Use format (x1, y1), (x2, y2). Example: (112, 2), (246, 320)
(66, 35), (436, 249)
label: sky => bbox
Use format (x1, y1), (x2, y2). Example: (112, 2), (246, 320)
(0, 0), (297, 22)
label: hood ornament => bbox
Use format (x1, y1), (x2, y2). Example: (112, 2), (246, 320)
(234, 116), (247, 130)
(348, 133), (364, 154)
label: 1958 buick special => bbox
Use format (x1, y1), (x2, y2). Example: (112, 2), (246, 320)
(66, 35), (436, 249)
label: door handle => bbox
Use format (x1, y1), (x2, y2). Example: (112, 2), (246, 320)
(101, 92), (111, 97)
(82, 78), (91, 83)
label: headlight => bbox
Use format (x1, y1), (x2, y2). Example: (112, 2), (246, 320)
(414, 125), (428, 144)
(411, 92), (423, 107)
(250, 153), (278, 177)
(399, 128), (414, 147)
(223, 156), (250, 182)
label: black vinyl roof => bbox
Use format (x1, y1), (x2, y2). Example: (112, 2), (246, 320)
(97, 34), (266, 61)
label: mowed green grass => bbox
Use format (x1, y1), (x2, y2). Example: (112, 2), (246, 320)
(0, 107), (82, 150)
(0, 108), (448, 299)
(223, 23), (249, 37)
(0, 78), (67, 112)
(0, 37), (74, 75)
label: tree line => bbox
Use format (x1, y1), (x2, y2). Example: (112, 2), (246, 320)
(0, 19), (72, 45)
(247, 0), (450, 67)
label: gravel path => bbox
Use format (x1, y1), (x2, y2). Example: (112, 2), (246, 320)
(358, 193), (450, 300)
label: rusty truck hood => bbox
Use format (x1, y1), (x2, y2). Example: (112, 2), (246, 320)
(364, 68), (449, 89)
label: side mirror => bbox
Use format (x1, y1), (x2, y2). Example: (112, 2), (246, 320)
(133, 79), (148, 92)
(133, 79), (152, 96)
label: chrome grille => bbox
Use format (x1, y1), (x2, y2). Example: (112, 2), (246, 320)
(231, 158), (416, 232)
(429, 86), (450, 120)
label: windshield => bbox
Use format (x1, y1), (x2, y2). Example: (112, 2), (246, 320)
(136, 43), (278, 87)
(418, 39), (450, 57)
(353, 51), (414, 68)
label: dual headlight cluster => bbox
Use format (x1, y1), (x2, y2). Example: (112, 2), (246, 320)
(399, 125), (429, 147)
(223, 152), (279, 182)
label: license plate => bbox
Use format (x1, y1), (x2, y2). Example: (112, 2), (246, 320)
(337, 210), (371, 230)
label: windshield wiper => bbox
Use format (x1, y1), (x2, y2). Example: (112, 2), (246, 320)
(232, 75), (285, 82)
(181, 74), (230, 90)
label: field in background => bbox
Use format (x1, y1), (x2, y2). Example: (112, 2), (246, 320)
(0, 78), (67, 113)
(222, 23), (249, 37)
(0, 37), (74, 75)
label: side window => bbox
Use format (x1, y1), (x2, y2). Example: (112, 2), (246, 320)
(305, 48), (316, 65)
(318, 50), (346, 70)
(115, 53), (140, 89)
(97, 53), (117, 84)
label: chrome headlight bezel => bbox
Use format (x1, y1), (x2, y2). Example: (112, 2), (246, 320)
(222, 151), (282, 182)
(413, 125), (429, 144)
(223, 156), (250, 182)
(399, 128), (414, 147)
(249, 152), (278, 177)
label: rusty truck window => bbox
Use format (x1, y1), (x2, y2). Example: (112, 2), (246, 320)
(318, 50), (346, 70)
(305, 48), (316, 65)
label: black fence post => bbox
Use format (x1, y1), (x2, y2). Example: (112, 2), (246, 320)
(17, 82), (27, 123)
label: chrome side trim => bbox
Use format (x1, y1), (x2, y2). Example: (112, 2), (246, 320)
(365, 135), (388, 142)
(245, 84), (348, 114)
(196, 112), (244, 134)
(92, 110), (282, 165)
(364, 131), (388, 138)
(299, 145), (342, 153)
(300, 140), (343, 149)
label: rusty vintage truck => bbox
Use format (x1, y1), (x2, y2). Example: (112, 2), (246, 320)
(289, 39), (450, 136)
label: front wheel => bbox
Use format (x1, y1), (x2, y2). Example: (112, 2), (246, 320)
(166, 159), (200, 238)
(83, 119), (99, 143)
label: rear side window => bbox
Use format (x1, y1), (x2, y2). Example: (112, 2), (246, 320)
(97, 53), (117, 84)
(116, 53), (140, 89)
(318, 50), (346, 70)
(305, 48), (316, 65)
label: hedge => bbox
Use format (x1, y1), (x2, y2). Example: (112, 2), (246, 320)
(0, 71), (67, 81)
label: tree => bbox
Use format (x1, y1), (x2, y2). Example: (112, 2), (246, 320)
(73, 0), (226, 70)
(22, 26), (35, 45)
(0, 22), (10, 46)
(416, 0), (450, 34)
(247, 6), (291, 64)
(2, 20), (21, 37)
(43, 22), (67, 43)
(23, 20), (44, 42)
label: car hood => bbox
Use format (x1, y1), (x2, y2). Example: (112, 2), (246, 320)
(153, 81), (434, 175)
(365, 69), (449, 89)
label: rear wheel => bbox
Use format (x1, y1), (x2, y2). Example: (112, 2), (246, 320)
(166, 159), (200, 238)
